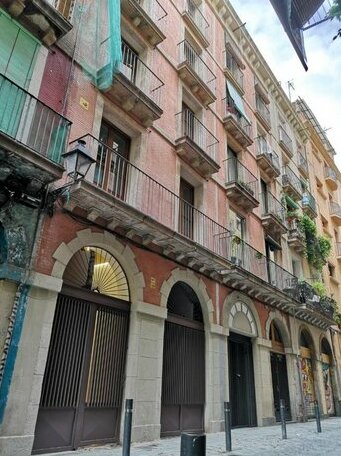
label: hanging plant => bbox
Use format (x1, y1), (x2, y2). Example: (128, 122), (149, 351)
(311, 280), (326, 297)
(298, 214), (332, 272)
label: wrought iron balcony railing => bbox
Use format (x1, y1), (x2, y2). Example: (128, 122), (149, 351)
(184, 0), (209, 41)
(256, 136), (280, 170)
(120, 41), (164, 106)
(0, 73), (71, 165)
(330, 201), (341, 217)
(261, 192), (287, 225)
(225, 157), (259, 198)
(278, 125), (293, 155)
(72, 134), (333, 320)
(255, 94), (270, 126)
(176, 108), (219, 162)
(178, 40), (216, 92)
(302, 191), (317, 214)
(223, 96), (252, 138)
(225, 51), (243, 89)
(298, 151), (308, 175)
(282, 165), (302, 196)
(135, 0), (167, 22)
(53, 0), (74, 20)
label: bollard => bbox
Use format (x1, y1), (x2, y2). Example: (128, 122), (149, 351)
(180, 433), (206, 456)
(122, 399), (133, 456)
(224, 401), (232, 452)
(314, 400), (322, 433)
(279, 399), (287, 440)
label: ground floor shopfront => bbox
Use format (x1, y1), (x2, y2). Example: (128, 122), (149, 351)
(1, 221), (341, 455)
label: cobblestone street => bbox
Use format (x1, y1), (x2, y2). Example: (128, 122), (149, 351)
(53, 418), (341, 456)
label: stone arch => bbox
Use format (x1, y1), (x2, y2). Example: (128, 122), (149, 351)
(160, 268), (214, 327)
(298, 324), (318, 357)
(51, 229), (145, 303)
(320, 335), (333, 358)
(265, 310), (291, 349)
(222, 291), (261, 338)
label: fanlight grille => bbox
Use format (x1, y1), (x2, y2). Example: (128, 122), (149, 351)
(63, 247), (129, 301)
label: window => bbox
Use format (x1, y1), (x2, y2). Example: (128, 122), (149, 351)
(328, 263), (335, 278)
(0, 11), (40, 88)
(229, 208), (245, 240)
(270, 321), (284, 353)
(179, 178), (195, 239)
(94, 122), (130, 198)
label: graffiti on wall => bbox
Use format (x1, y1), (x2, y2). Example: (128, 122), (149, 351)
(322, 360), (335, 415)
(300, 357), (315, 413)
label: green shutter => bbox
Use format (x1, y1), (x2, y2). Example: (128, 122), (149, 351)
(0, 9), (40, 88)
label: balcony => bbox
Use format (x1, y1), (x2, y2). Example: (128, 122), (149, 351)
(255, 94), (271, 131)
(325, 166), (338, 191)
(287, 219), (305, 252)
(225, 158), (259, 211)
(64, 134), (333, 329)
(255, 136), (280, 179)
(222, 97), (253, 151)
(106, 41), (163, 127)
(282, 166), (303, 201)
(297, 151), (309, 178)
(336, 242), (341, 259)
(278, 125), (293, 157)
(175, 109), (220, 178)
(0, 0), (72, 45)
(330, 201), (341, 226)
(177, 40), (216, 107)
(121, 0), (167, 46)
(302, 191), (317, 218)
(182, 0), (209, 48)
(261, 192), (287, 238)
(224, 51), (244, 93)
(0, 73), (71, 197)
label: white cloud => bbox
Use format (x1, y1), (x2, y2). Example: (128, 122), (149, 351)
(230, 0), (341, 167)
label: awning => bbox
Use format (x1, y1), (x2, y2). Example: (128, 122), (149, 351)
(285, 194), (299, 209)
(226, 80), (250, 123)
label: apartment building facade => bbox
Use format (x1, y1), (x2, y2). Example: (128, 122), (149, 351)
(0, 1), (341, 455)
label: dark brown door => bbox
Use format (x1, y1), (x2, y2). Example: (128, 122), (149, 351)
(271, 352), (291, 421)
(95, 122), (130, 199)
(161, 282), (205, 437)
(32, 289), (129, 454)
(229, 332), (257, 428)
(179, 178), (194, 239)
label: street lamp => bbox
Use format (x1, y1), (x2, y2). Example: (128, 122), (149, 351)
(62, 139), (95, 182)
(44, 139), (95, 215)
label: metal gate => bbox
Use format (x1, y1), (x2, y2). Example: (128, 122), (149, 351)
(229, 332), (257, 428)
(161, 282), (205, 437)
(270, 352), (291, 421)
(32, 287), (129, 454)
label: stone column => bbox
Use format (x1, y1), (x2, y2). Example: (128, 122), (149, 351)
(121, 301), (167, 443)
(285, 350), (302, 422)
(253, 338), (274, 426)
(0, 273), (62, 456)
(205, 325), (229, 433)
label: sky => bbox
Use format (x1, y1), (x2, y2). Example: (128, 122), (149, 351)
(230, 0), (341, 168)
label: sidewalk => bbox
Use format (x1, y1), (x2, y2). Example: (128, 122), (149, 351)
(53, 418), (341, 456)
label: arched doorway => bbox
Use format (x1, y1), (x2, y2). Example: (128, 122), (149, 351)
(299, 329), (316, 417)
(228, 302), (257, 428)
(161, 281), (205, 436)
(321, 337), (335, 416)
(269, 321), (291, 421)
(33, 247), (130, 453)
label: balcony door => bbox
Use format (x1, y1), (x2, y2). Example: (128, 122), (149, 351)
(94, 122), (130, 200)
(121, 39), (138, 84)
(182, 103), (195, 142)
(179, 178), (194, 239)
(227, 147), (238, 182)
(261, 179), (268, 213)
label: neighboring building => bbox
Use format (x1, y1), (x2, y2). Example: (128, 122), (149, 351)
(0, 1), (341, 456)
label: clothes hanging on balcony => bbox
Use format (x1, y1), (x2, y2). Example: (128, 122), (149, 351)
(75, 0), (122, 90)
(226, 80), (250, 123)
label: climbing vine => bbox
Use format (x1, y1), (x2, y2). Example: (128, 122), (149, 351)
(299, 214), (332, 272)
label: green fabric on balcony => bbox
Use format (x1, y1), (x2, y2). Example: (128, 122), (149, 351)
(285, 194), (299, 209)
(76, 0), (122, 90)
(226, 80), (250, 123)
